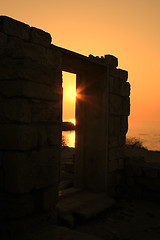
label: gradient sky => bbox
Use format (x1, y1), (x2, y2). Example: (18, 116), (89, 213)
(1, 0), (160, 123)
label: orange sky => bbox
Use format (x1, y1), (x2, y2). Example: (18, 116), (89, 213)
(1, 0), (160, 123)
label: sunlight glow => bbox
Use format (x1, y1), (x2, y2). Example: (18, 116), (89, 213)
(62, 71), (76, 121)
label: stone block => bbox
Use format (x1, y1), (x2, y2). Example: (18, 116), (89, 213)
(126, 177), (135, 186)
(46, 124), (62, 146)
(117, 69), (128, 81)
(31, 148), (59, 189)
(46, 45), (62, 67)
(0, 32), (7, 55)
(120, 81), (130, 96)
(108, 136), (119, 148)
(0, 99), (31, 123)
(0, 16), (30, 40)
(132, 165), (142, 176)
(30, 27), (51, 47)
(120, 116), (128, 135)
(118, 159), (124, 169)
(31, 100), (61, 123)
(0, 168), (3, 189)
(108, 159), (119, 172)
(37, 125), (48, 147)
(0, 192), (34, 219)
(125, 165), (134, 177)
(109, 94), (123, 116)
(3, 151), (34, 193)
(143, 167), (158, 178)
(0, 58), (62, 86)
(33, 185), (58, 212)
(122, 97), (130, 116)
(109, 66), (119, 78)
(119, 135), (126, 146)
(109, 116), (121, 136)
(0, 151), (4, 166)
(105, 55), (118, 67)
(109, 76), (121, 95)
(0, 80), (62, 101)
(0, 124), (38, 150)
(108, 172), (117, 186)
(4, 147), (59, 193)
(109, 147), (124, 161)
(2, 36), (62, 68)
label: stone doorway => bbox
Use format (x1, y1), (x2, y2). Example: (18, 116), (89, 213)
(59, 72), (76, 193)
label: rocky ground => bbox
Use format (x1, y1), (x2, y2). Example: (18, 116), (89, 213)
(58, 146), (160, 240)
(75, 196), (160, 240)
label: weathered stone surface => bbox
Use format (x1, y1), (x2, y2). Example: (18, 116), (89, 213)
(118, 159), (124, 169)
(0, 168), (3, 189)
(3, 151), (33, 193)
(0, 80), (62, 101)
(46, 124), (62, 146)
(120, 116), (128, 135)
(109, 116), (121, 137)
(110, 94), (122, 115)
(118, 69), (128, 81)
(31, 100), (61, 123)
(122, 97), (130, 116)
(0, 151), (4, 166)
(0, 99), (31, 123)
(143, 167), (158, 178)
(1, 36), (62, 67)
(132, 165), (142, 176)
(0, 192), (34, 219)
(108, 159), (119, 172)
(0, 124), (38, 150)
(0, 32), (7, 55)
(4, 148), (59, 193)
(30, 27), (52, 47)
(109, 147), (124, 161)
(37, 125), (48, 147)
(109, 136), (119, 148)
(126, 176), (135, 186)
(120, 81), (130, 96)
(0, 59), (62, 86)
(33, 185), (58, 212)
(109, 66), (119, 78)
(105, 55), (118, 67)
(0, 16), (30, 40)
(30, 148), (59, 189)
(109, 76), (121, 94)
(119, 135), (126, 146)
(46, 45), (62, 67)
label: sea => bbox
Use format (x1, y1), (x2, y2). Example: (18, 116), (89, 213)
(62, 120), (160, 151)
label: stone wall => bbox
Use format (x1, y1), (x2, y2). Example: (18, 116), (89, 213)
(0, 16), (62, 239)
(106, 55), (130, 195)
(0, 15), (131, 239)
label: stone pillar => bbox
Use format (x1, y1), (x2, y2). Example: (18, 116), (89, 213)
(75, 68), (109, 191)
(106, 55), (130, 195)
(75, 55), (130, 193)
(0, 16), (62, 239)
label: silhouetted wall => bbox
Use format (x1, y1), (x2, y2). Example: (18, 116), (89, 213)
(0, 16), (130, 239)
(0, 16), (62, 239)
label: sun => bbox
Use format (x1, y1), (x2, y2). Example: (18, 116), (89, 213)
(65, 88), (76, 101)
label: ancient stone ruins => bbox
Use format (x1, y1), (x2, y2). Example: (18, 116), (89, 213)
(0, 16), (131, 238)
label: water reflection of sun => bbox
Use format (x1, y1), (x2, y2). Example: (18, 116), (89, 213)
(62, 130), (75, 148)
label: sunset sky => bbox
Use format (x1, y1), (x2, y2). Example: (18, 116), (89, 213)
(1, 0), (160, 124)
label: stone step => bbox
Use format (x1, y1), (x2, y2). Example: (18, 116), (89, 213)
(57, 190), (116, 228)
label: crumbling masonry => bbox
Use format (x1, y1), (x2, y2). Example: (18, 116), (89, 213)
(0, 16), (130, 238)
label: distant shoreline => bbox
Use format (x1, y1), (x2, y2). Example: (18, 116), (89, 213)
(62, 121), (75, 131)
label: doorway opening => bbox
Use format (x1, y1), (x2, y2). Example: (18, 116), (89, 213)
(59, 71), (76, 193)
